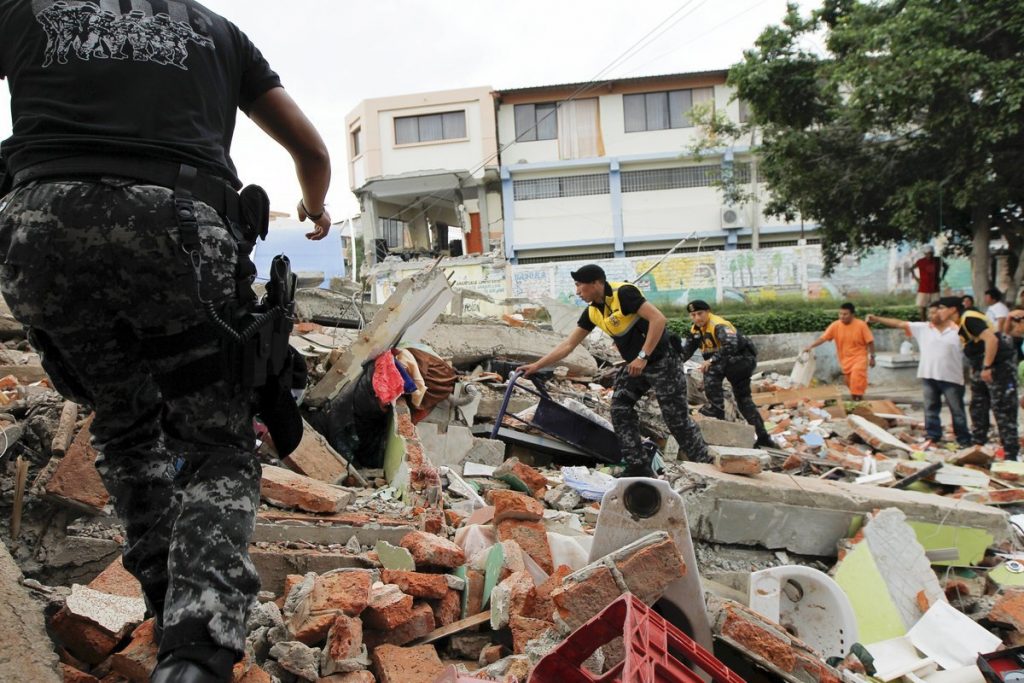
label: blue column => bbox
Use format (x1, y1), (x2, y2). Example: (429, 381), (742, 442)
(610, 159), (624, 258)
(500, 167), (517, 263)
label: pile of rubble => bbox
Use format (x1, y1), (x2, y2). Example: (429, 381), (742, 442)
(3, 266), (1024, 683)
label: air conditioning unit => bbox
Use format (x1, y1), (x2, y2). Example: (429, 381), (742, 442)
(720, 205), (745, 229)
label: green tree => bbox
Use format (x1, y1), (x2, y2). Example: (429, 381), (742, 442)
(701, 0), (1024, 297)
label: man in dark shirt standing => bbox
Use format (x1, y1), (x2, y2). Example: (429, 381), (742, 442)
(520, 265), (709, 474)
(0, 1), (331, 681)
(936, 296), (1019, 460)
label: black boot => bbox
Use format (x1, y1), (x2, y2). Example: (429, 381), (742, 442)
(151, 646), (235, 683)
(150, 657), (224, 683)
(755, 433), (775, 449)
(619, 462), (657, 478)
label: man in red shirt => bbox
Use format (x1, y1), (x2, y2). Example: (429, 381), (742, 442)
(912, 245), (947, 321)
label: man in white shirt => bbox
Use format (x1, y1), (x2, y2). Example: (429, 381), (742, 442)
(866, 303), (971, 446)
(985, 288), (1010, 333)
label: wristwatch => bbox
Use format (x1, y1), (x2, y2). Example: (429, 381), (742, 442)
(637, 350), (648, 361)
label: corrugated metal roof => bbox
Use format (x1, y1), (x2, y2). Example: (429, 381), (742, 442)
(495, 69), (730, 96)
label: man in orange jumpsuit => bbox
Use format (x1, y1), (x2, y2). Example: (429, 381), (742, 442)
(803, 302), (876, 399)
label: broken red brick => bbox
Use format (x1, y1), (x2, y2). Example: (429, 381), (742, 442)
(312, 571), (374, 616)
(283, 424), (348, 483)
(109, 619), (158, 682)
(494, 458), (548, 498)
(464, 569), (485, 617)
(522, 565), (572, 621)
(62, 665), (100, 683)
(613, 536), (686, 605)
(321, 614), (363, 674)
(478, 644), (504, 666)
(380, 570), (448, 600)
(988, 588), (1024, 631)
(510, 616), (555, 655)
(782, 454), (803, 471)
(489, 490), (544, 523)
(428, 588), (461, 629)
(45, 417), (109, 510)
(260, 465), (352, 514)
(291, 613), (336, 646)
(50, 607), (122, 666)
(399, 531), (465, 569)
(371, 644), (444, 683)
(316, 673), (375, 683)
(87, 556), (142, 599)
(364, 602), (435, 648)
(362, 584), (414, 630)
(551, 566), (622, 631)
(496, 519), (553, 574)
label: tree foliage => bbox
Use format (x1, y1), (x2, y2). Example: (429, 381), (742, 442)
(714, 0), (1024, 286)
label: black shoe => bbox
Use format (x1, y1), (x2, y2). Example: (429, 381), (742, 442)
(756, 435), (775, 449)
(150, 657), (225, 683)
(619, 462), (657, 478)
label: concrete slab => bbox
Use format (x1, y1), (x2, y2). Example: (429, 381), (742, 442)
(252, 521), (416, 547)
(704, 499), (860, 556)
(0, 542), (61, 682)
(421, 323), (597, 377)
(415, 424), (505, 470)
(679, 463), (1011, 551)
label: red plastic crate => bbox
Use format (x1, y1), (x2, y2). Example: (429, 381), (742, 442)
(529, 593), (744, 683)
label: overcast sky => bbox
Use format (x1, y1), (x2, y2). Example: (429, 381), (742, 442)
(0, 0), (822, 220)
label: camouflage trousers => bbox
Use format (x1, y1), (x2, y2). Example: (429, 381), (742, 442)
(701, 354), (771, 440)
(0, 179), (259, 658)
(612, 348), (710, 464)
(967, 347), (1019, 460)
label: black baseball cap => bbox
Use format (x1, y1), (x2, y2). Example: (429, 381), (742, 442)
(570, 264), (606, 283)
(687, 300), (711, 312)
(937, 296), (964, 312)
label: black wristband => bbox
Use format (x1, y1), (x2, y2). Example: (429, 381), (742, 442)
(300, 200), (324, 221)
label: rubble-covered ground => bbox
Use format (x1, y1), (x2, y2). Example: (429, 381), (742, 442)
(2, 273), (1024, 683)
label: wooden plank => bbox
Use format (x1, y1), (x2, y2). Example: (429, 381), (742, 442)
(410, 611), (492, 645)
(753, 384), (843, 407)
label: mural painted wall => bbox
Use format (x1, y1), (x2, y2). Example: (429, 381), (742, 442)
(373, 244), (974, 313)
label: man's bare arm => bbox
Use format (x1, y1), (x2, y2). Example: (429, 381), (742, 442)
(248, 87), (332, 239)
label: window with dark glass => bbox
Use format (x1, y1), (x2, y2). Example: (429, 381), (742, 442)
(513, 102), (558, 141)
(623, 87), (713, 132)
(394, 111), (467, 145)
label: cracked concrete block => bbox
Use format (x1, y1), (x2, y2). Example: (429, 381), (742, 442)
(0, 542), (61, 682)
(261, 465), (354, 514)
(697, 417), (755, 448)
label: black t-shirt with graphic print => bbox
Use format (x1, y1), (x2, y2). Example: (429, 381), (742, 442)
(0, 0), (281, 188)
(577, 282), (668, 362)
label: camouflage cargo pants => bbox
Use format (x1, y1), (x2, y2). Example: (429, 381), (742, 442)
(967, 344), (1019, 460)
(611, 348), (710, 464)
(701, 354), (771, 441)
(0, 179), (259, 658)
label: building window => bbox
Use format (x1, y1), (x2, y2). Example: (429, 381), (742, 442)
(621, 162), (750, 192)
(380, 218), (405, 248)
(513, 173), (610, 201)
(738, 99), (751, 124)
(394, 111), (467, 145)
(517, 251), (616, 265)
(623, 87), (714, 132)
(351, 127), (362, 157)
(513, 103), (558, 142)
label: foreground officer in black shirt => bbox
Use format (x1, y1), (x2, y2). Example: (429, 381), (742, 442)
(681, 300), (773, 448)
(520, 265), (710, 474)
(0, 1), (332, 681)
(937, 296), (1019, 460)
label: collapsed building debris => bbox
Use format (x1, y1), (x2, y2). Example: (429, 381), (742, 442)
(3, 266), (1024, 682)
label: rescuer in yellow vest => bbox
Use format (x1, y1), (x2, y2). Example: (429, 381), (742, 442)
(681, 300), (774, 448)
(520, 264), (710, 476)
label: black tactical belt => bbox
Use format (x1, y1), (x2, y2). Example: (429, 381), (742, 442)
(11, 155), (240, 222)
